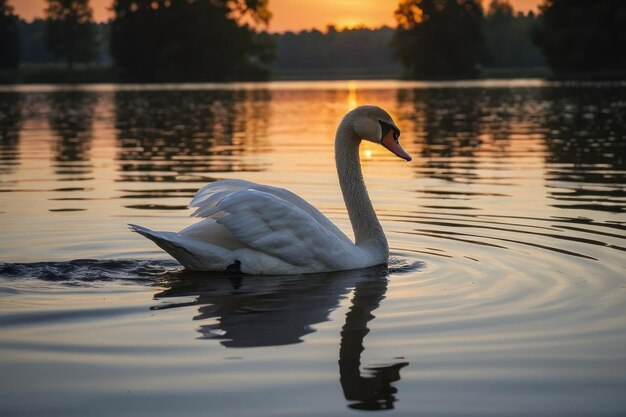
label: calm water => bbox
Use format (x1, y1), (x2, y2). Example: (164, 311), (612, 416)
(1, 80), (625, 416)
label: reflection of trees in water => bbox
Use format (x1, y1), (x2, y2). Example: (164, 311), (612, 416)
(397, 88), (542, 185)
(541, 87), (626, 213)
(153, 265), (407, 410)
(401, 89), (483, 159)
(0, 93), (21, 176)
(47, 92), (98, 177)
(397, 85), (626, 212)
(114, 89), (271, 184)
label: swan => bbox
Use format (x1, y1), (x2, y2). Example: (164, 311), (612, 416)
(129, 105), (412, 274)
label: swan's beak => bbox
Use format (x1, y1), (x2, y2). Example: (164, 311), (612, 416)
(381, 129), (412, 162)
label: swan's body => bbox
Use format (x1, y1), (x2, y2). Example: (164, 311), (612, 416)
(130, 106), (411, 274)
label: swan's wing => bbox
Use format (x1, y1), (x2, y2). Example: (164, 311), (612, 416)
(189, 179), (352, 244)
(191, 188), (356, 268)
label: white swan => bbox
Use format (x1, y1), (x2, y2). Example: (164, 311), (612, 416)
(129, 105), (411, 274)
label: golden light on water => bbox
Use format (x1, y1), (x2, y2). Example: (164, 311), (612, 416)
(347, 81), (359, 109)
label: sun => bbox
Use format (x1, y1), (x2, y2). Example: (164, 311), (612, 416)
(333, 18), (365, 30)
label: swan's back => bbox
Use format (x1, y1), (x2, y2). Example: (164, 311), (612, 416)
(130, 180), (378, 274)
(188, 179), (352, 245)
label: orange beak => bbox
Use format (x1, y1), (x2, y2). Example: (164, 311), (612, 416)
(381, 129), (412, 162)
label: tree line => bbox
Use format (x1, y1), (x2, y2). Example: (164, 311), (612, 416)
(1, 0), (625, 81)
(392, 0), (625, 79)
(2, 0), (274, 81)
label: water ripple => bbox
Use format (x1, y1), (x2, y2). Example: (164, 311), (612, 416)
(0, 259), (180, 283)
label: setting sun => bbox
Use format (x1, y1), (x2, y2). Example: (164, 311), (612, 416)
(333, 18), (365, 30)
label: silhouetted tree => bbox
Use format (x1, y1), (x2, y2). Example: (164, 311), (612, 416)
(19, 19), (57, 64)
(533, 0), (626, 77)
(110, 0), (275, 82)
(44, 0), (98, 70)
(273, 26), (397, 72)
(484, 0), (544, 68)
(19, 18), (109, 64)
(484, 0), (515, 66)
(392, 0), (486, 79)
(0, 0), (19, 69)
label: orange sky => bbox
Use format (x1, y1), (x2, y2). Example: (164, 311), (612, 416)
(13, 0), (542, 32)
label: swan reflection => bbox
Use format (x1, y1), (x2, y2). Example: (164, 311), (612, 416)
(153, 264), (408, 410)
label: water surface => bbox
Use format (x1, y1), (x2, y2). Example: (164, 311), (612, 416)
(1, 80), (625, 416)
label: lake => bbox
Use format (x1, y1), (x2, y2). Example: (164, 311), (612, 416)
(1, 80), (625, 416)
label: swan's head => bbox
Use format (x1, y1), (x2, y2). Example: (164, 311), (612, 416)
(348, 105), (412, 162)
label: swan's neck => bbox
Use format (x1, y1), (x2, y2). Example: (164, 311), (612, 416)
(335, 122), (388, 255)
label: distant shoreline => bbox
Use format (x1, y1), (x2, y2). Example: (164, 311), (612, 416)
(3, 65), (626, 84)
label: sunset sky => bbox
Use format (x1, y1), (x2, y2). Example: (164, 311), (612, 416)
(13, 0), (542, 32)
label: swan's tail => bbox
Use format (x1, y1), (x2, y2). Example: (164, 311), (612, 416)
(128, 224), (231, 271)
